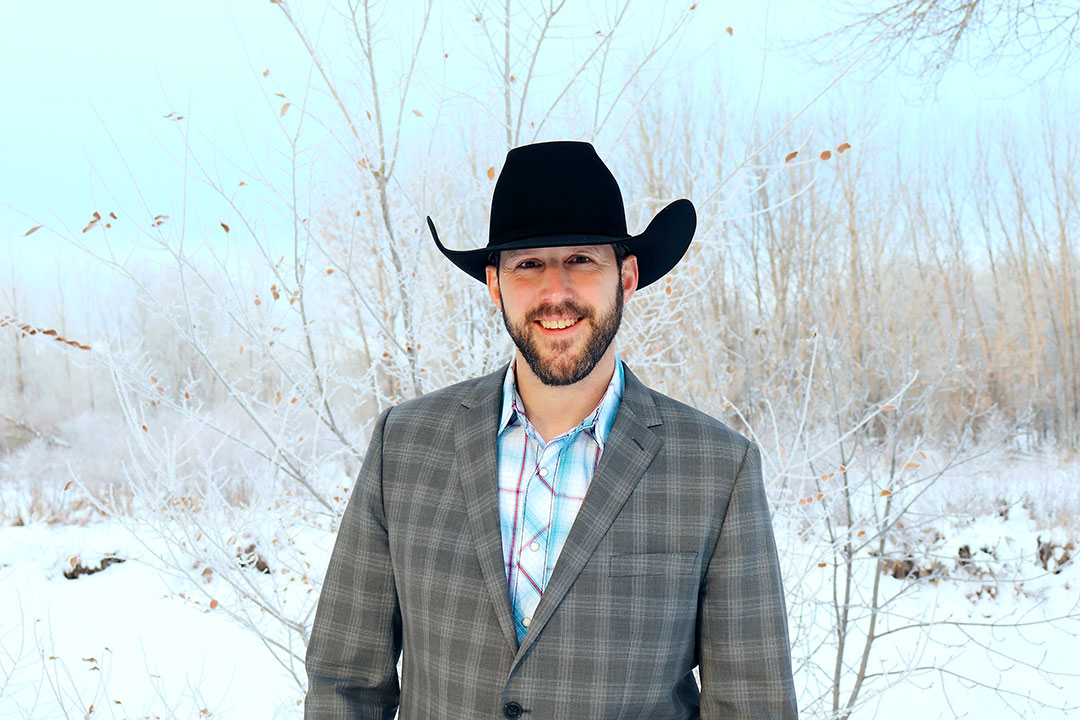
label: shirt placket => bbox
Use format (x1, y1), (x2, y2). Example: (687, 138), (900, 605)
(498, 356), (622, 643)
(534, 442), (561, 584)
(512, 435), (562, 640)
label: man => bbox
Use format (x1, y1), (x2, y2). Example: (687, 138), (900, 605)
(304, 141), (798, 719)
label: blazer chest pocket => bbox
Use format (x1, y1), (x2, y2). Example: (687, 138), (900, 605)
(608, 551), (698, 577)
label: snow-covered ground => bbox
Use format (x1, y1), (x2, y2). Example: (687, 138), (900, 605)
(1, 446), (1078, 719)
(783, 499), (1080, 719)
(0, 523), (302, 719)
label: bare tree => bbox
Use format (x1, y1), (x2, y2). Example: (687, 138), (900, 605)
(9, 2), (1080, 717)
(811, 0), (1080, 89)
(20, 0), (715, 707)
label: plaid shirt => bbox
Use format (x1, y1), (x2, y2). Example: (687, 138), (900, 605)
(496, 350), (625, 643)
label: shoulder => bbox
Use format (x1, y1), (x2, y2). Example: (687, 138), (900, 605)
(642, 384), (752, 456)
(394, 369), (500, 413)
(383, 367), (503, 429)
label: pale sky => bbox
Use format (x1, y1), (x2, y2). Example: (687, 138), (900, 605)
(2, 0), (1075, 331)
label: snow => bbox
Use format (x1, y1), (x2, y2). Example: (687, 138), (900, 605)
(0, 523), (300, 719)
(1, 449), (1078, 719)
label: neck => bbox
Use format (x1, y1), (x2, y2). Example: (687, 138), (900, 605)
(512, 347), (617, 444)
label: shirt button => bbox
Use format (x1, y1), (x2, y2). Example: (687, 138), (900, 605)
(529, 542), (540, 552)
(503, 702), (524, 719)
(538, 467), (549, 477)
(522, 617), (531, 628)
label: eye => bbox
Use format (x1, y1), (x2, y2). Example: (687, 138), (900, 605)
(570, 256), (592, 263)
(517, 260), (540, 269)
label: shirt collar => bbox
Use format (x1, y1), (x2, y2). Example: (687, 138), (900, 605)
(497, 348), (625, 451)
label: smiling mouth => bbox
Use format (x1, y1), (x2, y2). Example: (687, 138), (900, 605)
(533, 317), (583, 332)
(535, 317), (583, 332)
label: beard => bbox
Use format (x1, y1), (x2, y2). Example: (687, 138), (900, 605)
(499, 278), (624, 387)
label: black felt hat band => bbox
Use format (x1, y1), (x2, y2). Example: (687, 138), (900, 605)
(428, 140), (696, 291)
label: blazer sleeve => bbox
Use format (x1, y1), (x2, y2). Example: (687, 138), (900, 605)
(698, 439), (799, 719)
(305, 406), (401, 720)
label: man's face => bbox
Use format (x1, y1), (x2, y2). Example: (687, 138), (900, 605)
(485, 244), (638, 387)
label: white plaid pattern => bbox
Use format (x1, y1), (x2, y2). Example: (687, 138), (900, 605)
(497, 351), (625, 643)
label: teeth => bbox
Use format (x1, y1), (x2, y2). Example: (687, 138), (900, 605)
(538, 317), (580, 329)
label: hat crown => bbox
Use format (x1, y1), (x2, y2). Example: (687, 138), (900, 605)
(489, 141), (628, 246)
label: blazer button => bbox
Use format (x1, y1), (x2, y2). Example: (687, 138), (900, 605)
(503, 701), (524, 718)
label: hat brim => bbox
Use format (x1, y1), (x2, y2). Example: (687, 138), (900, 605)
(428, 198), (696, 291)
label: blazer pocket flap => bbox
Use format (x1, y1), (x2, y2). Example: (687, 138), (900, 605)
(609, 552), (699, 577)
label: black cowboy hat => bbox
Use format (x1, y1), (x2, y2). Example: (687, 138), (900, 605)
(427, 141), (696, 290)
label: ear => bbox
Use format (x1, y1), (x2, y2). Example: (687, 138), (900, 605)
(485, 264), (502, 311)
(621, 253), (639, 303)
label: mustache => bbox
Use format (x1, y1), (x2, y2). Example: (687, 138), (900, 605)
(524, 302), (591, 321)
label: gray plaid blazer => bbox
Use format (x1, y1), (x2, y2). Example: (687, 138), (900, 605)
(305, 360), (797, 719)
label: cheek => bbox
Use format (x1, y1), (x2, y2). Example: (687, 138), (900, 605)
(591, 287), (617, 310)
(500, 296), (530, 321)
(500, 285), (533, 311)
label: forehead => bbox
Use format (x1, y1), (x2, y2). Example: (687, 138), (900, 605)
(502, 244), (611, 262)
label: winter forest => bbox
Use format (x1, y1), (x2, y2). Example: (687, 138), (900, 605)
(1, 0), (1078, 718)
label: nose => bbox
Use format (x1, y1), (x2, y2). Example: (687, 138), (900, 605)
(537, 263), (576, 302)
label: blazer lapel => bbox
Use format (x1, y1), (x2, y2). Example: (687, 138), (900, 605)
(454, 362), (520, 652)
(511, 361), (663, 668)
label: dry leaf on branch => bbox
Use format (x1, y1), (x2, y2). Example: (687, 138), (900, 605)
(784, 151), (798, 163)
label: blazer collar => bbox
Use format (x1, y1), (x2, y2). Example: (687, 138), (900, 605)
(496, 349), (626, 453)
(453, 357), (662, 659)
(462, 355), (660, 426)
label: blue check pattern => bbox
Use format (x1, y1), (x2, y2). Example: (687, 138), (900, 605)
(496, 350), (625, 644)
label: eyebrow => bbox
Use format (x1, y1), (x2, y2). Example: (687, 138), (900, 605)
(504, 248), (603, 263)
